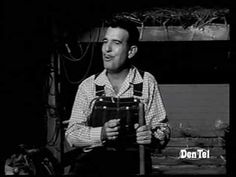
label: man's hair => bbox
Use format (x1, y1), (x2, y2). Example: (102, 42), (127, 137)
(105, 17), (140, 46)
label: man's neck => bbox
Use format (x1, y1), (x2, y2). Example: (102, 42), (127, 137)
(106, 68), (130, 94)
(107, 68), (129, 82)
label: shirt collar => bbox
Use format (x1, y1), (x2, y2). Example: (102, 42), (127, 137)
(94, 66), (144, 86)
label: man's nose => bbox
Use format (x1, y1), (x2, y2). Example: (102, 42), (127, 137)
(104, 42), (112, 52)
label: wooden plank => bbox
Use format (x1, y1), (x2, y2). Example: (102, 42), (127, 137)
(140, 25), (230, 41)
(155, 147), (225, 157)
(152, 165), (226, 175)
(170, 122), (227, 138)
(152, 156), (226, 166)
(166, 137), (225, 147)
(77, 25), (230, 42)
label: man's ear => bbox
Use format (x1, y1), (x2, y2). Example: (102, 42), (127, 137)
(128, 45), (138, 59)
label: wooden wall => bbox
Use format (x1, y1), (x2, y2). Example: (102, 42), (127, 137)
(151, 84), (229, 175)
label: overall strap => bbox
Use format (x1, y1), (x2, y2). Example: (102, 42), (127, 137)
(94, 73), (105, 96)
(133, 70), (144, 97)
(95, 85), (105, 96)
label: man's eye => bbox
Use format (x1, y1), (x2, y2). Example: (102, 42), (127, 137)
(102, 39), (107, 43)
(114, 41), (121, 45)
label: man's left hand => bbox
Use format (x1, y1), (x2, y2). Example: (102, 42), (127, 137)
(135, 124), (152, 144)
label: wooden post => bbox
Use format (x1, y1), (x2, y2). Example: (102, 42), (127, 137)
(46, 53), (64, 174)
(138, 103), (145, 175)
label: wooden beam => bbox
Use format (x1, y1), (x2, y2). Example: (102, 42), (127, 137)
(77, 24), (230, 42)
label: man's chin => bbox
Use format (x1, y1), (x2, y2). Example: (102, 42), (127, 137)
(104, 64), (114, 71)
(105, 67), (119, 74)
(106, 68), (116, 73)
(104, 65), (130, 74)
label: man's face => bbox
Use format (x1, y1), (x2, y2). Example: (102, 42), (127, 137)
(102, 27), (130, 73)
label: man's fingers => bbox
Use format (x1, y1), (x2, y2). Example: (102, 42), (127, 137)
(108, 119), (120, 128)
(136, 130), (151, 137)
(134, 123), (139, 129)
(106, 126), (120, 132)
(137, 139), (151, 144)
(106, 130), (119, 140)
(135, 125), (152, 145)
(107, 135), (118, 140)
(107, 131), (119, 136)
(136, 133), (152, 144)
(136, 125), (150, 132)
(102, 119), (121, 141)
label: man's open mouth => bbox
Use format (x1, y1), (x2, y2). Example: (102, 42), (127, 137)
(104, 55), (113, 61)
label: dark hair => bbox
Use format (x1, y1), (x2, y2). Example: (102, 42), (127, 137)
(105, 17), (140, 46)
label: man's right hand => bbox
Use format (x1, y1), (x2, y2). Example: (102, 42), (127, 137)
(101, 119), (120, 141)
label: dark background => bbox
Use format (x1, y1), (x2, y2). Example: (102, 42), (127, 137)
(2, 0), (235, 172)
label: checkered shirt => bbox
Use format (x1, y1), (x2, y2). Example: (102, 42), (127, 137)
(65, 66), (170, 150)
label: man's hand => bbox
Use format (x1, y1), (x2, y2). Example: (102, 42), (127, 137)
(135, 124), (152, 144)
(101, 119), (120, 141)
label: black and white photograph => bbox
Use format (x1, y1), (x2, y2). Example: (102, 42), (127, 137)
(2, 0), (234, 176)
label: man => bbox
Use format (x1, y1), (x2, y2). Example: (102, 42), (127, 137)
(65, 18), (170, 176)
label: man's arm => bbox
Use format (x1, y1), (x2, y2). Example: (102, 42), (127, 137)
(141, 73), (170, 148)
(65, 83), (102, 148)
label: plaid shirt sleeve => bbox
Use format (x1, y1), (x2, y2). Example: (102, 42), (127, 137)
(65, 77), (103, 148)
(144, 72), (170, 148)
